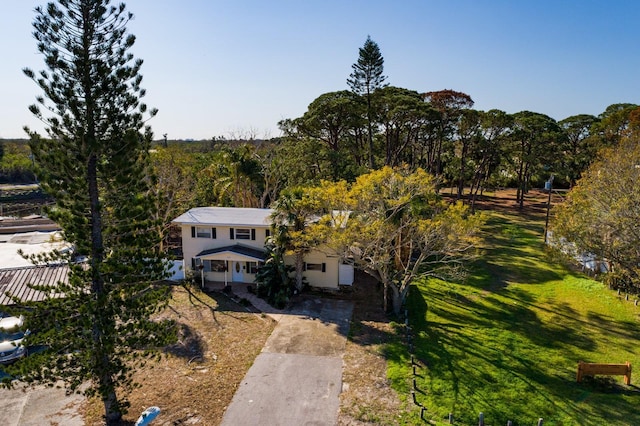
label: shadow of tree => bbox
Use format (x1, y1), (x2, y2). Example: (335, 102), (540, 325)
(398, 210), (640, 425)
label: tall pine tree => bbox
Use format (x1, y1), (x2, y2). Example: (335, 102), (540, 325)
(15, 1), (176, 423)
(347, 35), (387, 169)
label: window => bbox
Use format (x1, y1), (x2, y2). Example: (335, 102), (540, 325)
(192, 226), (216, 239)
(235, 228), (251, 240)
(209, 260), (226, 272)
(230, 228), (256, 240)
(246, 262), (258, 274)
(191, 258), (201, 269)
(304, 262), (326, 272)
(192, 259), (226, 272)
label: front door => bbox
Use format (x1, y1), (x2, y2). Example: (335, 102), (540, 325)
(232, 261), (244, 282)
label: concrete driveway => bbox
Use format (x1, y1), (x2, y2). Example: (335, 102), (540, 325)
(0, 383), (84, 426)
(221, 297), (354, 426)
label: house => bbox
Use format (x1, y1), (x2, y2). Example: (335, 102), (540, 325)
(172, 207), (354, 289)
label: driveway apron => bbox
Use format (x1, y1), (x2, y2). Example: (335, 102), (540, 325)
(221, 298), (354, 426)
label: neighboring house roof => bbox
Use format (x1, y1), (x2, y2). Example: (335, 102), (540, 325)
(0, 231), (69, 269)
(172, 207), (274, 227)
(195, 244), (266, 262)
(0, 265), (68, 305)
(0, 215), (60, 234)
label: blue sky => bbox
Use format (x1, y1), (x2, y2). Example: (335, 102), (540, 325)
(1, 1), (639, 140)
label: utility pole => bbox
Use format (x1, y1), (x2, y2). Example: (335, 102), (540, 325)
(544, 175), (554, 243)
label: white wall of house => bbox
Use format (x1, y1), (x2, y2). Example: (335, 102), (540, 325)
(286, 246), (342, 289)
(181, 224), (270, 269)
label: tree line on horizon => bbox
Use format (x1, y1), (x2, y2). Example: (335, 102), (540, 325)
(4, 36), (639, 210)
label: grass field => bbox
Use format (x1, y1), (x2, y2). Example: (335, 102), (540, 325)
(388, 210), (640, 425)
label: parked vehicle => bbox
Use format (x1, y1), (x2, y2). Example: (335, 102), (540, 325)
(0, 313), (29, 364)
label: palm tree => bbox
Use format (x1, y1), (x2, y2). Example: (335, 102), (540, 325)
(270, 188), (320, 292)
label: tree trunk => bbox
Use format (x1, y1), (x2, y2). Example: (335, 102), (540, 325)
(457, 142), (468, 199)
(88, 154), (121, 423)
(516, 149), (525, 207)
(382, 281), (389, 313)
(366, 89), (375, 169)
(295, 252), (304, 292)
(391, 284), (402, 316)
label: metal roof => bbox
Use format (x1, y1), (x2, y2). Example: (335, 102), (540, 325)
(0, 265), (68, 305)
(172, 207), (274, 227)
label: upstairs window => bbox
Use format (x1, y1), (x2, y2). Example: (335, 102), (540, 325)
(235, 228), (251, 240)
(191, 226), (216, 239)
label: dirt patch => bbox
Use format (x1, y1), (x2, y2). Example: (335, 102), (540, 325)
(446, 187), (563, 219)
(337, 273), (404, 425)
(81, 278), (403, 425)
(84, 285), (276, 425)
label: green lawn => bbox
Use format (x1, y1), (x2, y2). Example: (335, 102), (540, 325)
(388, 212), (640, 425)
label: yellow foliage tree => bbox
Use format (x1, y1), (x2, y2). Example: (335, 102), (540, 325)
(316, 166), (484, 314)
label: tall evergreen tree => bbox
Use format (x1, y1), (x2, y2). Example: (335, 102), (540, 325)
(347, 35), (387, 169)
(15, 1), (176, 423)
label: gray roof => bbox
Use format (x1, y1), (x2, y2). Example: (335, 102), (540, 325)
(196, 245), (266, 261)
(172, 207), (274, 227)
(0, 265), (68, 305)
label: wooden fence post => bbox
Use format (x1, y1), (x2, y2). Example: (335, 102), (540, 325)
(625, 361), (632, 385)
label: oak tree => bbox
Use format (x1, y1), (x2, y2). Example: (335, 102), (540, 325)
(558, 114), (599, 187)
(510, 111), (563, 208)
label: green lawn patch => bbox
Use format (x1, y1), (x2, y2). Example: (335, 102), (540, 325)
(389, 212), (640, 425)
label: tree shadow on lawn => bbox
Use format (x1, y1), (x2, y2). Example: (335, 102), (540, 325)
(408, 285), (640, 425)
(163, 286), (263, 361)
(425, 284), (598, 354)
(501, 291), (640, 354)
(472, 216), (566, 291)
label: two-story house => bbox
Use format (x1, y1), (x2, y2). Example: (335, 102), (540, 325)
(172, 207), (354, 289)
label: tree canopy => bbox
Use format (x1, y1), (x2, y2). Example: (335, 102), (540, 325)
(552, 135), (640, 292)
(315, 167), (484, 314)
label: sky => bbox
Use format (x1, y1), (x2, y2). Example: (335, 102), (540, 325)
(1, 0), (639, 140)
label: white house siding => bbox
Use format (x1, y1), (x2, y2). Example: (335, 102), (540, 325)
(180, 224), (270, 272)
(295, 250), (341, 289)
